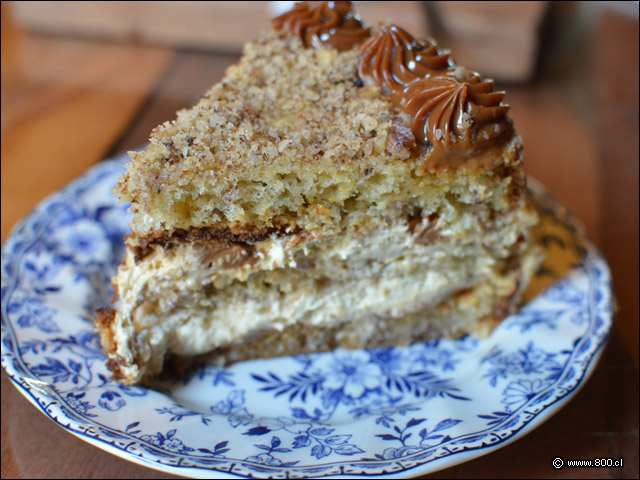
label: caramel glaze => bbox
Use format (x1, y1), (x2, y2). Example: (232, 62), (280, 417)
(272, 1), (371, 51)
(272, 2), (512, 155)
(358, 24), (451, 95)
(401, 75), (510, 151)
(358, 23), (511, 151)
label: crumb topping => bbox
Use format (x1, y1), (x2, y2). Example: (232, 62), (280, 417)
(116, 31), (520, 237)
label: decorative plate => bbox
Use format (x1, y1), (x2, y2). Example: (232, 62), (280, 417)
(1, 155), (613, 479)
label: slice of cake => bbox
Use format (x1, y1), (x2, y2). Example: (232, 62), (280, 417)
(96, 1), (543, 385)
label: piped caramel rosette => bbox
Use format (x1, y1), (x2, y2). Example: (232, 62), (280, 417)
(272, 1), (371, 51)
(357, 23), (510, 150)
(358, 24), (451, 95)
(401, 74), (510, 150)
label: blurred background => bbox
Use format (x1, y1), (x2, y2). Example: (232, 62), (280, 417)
(1, 1), (638, 478)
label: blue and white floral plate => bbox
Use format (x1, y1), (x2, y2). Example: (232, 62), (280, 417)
(1, 155), (613, 479)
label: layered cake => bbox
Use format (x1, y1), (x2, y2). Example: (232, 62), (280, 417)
(97, 1), (543, 385)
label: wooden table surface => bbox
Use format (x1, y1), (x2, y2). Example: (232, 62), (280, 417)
(1, 2), (638, 479)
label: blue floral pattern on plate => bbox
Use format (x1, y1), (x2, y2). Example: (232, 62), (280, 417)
(1, 155), (613, 479)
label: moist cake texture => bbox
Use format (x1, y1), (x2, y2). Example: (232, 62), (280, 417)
(97, 1), (543, 385)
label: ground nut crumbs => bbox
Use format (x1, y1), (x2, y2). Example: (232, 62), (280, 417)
(115, 30), (520, 240)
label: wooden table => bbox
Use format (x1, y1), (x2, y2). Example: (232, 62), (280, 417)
(2, 3), (638, 478)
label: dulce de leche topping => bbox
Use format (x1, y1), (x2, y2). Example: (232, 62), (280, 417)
(401, 73), (510, 151)
(272, 2), (510, 153)
(272, 1), (371, 51)
(358, 23), (510, 150)
(358, 24), (451, 95)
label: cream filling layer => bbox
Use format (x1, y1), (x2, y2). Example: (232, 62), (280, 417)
(111, 207), (535, 369)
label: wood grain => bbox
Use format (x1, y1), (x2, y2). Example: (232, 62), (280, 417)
(428, 1), (548, 81)
(10, 1), (430, 52)
(593, 10), (639, 364)
(1, 10), (172, 241)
